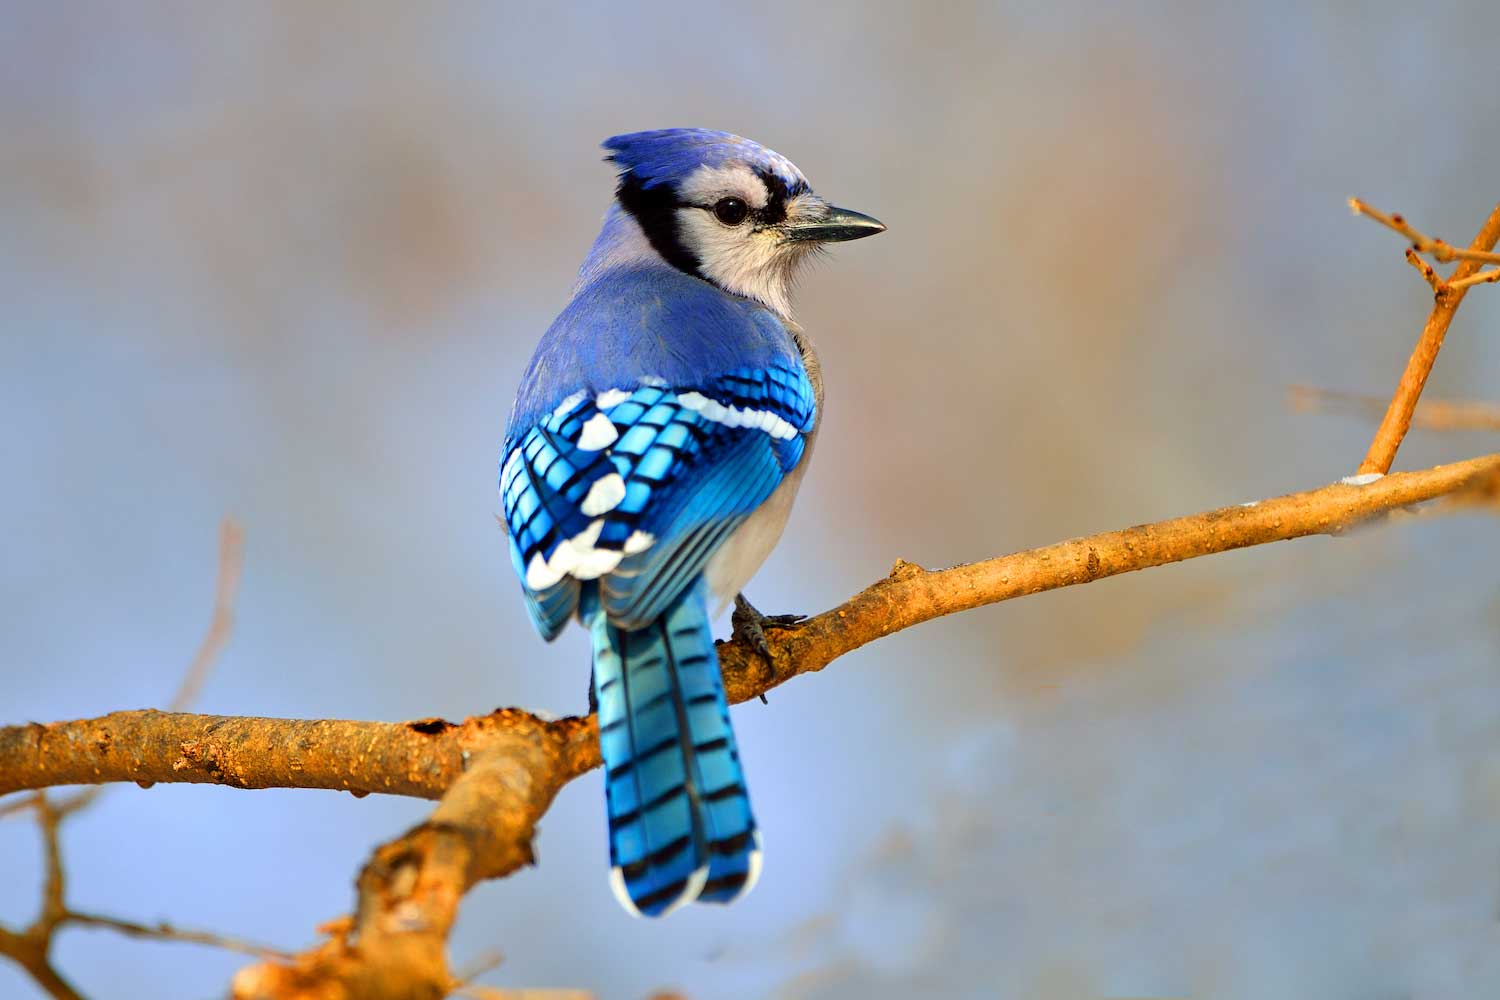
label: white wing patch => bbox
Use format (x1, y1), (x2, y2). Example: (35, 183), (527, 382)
(596, 387), (633, 410)
(551, 390), (588, 419)
(623, 529), (655, 554)
(577, 412), (619, 451)
(677, 391), (798, 440)
(524, 518), (623, 590)
(580, 472), (626, 516)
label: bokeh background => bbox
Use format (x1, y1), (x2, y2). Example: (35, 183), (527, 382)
(4, 2), (1499, 998)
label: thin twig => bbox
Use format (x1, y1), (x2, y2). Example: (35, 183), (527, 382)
(64, 912), (293, 961)
(1404, 247), (1442, 291)
(1350, 198), (1500, 265)
(1446, 268), (1500, 291)
(1350, 200), (1500, 474)
(0, 518), (244, 823)
(170, 518), (245, 712)
(0, 521), (251, 1000)
(451, 950), (506, 985)
(1289, 385), (1500, 432)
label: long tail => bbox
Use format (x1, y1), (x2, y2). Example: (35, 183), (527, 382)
(589, 581), (761, 917)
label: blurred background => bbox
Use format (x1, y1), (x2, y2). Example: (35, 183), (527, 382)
(3, 2), (1499, 997)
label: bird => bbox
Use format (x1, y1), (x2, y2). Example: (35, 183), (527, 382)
(499, 129), (884, 917)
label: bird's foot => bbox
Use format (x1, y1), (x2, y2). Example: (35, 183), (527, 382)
(731, 593), (807, 661)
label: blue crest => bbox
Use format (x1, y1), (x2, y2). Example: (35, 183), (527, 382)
(602, 128), (809, 194)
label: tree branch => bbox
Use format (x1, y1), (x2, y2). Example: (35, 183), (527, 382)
(4, 454), (1496, 809)
(6, 200), (1499, 999)
(1, 455), (1496, 999)
(1348, 199), (1500, 474)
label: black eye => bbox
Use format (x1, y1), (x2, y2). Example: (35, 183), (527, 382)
(713, 197), (749, 226)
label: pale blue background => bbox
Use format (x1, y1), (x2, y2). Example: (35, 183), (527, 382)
(3, 2), (1499, 998)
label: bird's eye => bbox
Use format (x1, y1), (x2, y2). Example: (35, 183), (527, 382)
(713, 197), (750, 226)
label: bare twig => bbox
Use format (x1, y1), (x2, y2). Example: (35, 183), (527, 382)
(1446, 267), (1500, 291)
(1348, 200), (1500, 474)
(0, 518), (244, 823)
(1349, 198), (1500, 266)
(1404, 247), (1442, 292)
(170, 518), (246, 713)
(1289, 385), (1500, 432)
(0, 521), (251, 999)
(64, 913), (292, 961)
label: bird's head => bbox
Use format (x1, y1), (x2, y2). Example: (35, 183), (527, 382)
(602, 128), (884, 317)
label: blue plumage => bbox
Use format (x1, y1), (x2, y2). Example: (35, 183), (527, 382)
(500, 128), (882, 916)
(591, 580), (757, 915)
(603, 129), (808, 195)
(508, 264), (803, 434)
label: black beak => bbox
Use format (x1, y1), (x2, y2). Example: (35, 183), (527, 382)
(785, 205), (887, 243)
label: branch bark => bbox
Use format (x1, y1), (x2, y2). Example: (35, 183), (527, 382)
(3, 454), (1498, 999)
(5, 454), (1497, 808)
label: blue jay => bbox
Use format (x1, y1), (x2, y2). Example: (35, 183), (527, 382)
(500, 129), (883, 917)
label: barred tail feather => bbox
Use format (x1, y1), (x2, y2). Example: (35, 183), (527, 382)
(590, 581), (759, 917)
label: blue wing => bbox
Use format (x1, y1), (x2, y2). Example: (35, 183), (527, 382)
(501, 364), (815, 638)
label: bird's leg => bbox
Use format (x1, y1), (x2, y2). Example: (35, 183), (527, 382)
(731, 593), (808, 661)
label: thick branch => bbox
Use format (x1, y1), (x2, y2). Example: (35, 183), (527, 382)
(5, 454), (1497, 807)
(0, 711), (581, 801)
(4, 455), (1497, 1000)
(230, 724), (598, 1000)
(7, 455), (1500, 802)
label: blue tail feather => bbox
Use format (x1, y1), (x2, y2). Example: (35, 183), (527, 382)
(590, 581), (760, 916)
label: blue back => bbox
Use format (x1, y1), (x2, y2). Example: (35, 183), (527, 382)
(507, 265), (802, 438)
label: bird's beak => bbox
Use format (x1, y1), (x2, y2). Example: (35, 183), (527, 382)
(784, 205), (886, 243)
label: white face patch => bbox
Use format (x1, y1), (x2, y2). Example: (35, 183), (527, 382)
(676, 211), (807, 318)
(576, 412), (618, 451)
(678, 163), (770, 209)
(670, 163), (825, 318)
(784, 192), (826, 226)
(673, 188), (827, 318)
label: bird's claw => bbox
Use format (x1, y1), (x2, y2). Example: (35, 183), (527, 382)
(731, 593), (807, 661)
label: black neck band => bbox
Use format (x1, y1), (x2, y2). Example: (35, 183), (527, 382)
(615, 174), (700, 277)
